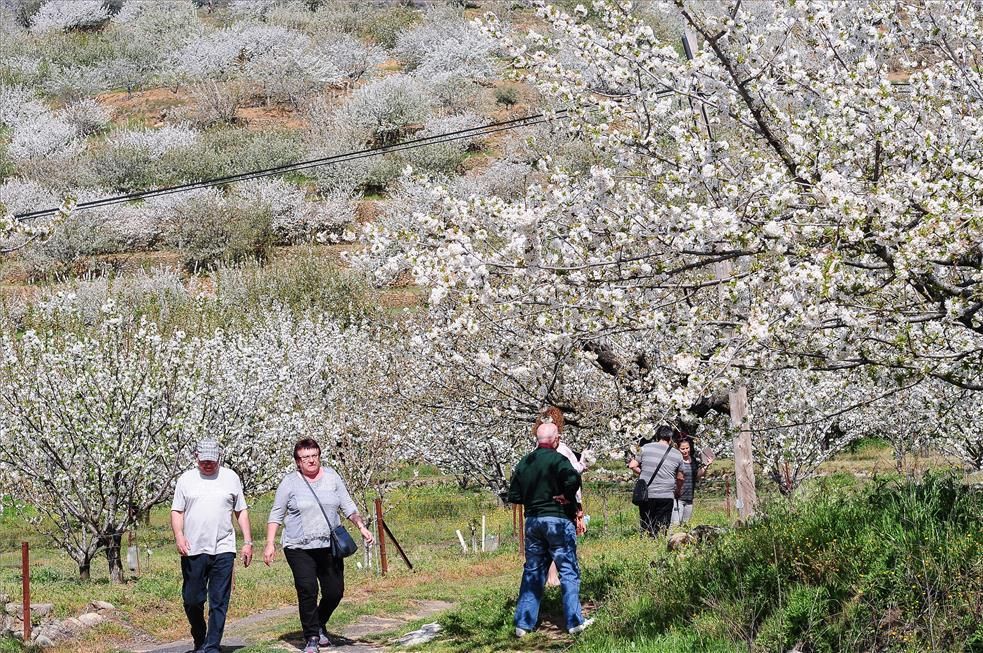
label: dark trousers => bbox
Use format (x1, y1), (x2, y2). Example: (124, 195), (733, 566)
(284, 547), (345, 639)
(181, 552), (235, 653)
(639, 498), (675, 536)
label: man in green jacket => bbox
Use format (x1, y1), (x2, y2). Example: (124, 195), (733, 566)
(508, 422), (593, 637)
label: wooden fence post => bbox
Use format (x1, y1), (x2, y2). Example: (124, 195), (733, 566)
(21, 541), (30, 643)
(725, 477), (732, 520)
(374, 498), (388, 576)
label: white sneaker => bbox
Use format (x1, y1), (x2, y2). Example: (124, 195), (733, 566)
(515, 626), (529, 637)
(568, 617), (594, 635)
(318, 627), (332, 646)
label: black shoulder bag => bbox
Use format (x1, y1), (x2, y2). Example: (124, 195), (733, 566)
(299, 471), (359, 558)
(631, 445), (672, 506)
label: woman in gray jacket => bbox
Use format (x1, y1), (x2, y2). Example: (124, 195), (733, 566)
(263, 438), (375, 653)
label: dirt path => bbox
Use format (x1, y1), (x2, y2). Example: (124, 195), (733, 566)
(125, 599), (455, 653)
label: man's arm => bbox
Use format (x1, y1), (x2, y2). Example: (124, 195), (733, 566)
(557, 458), (581, 504)
(234, 509), (253, 567)
(674, 470), (685, 498)
(171, 511), (190, 556)
(506, 462), (524, 505)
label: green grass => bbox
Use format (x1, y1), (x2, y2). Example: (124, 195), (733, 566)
(426, 474), (982, 653)
(3, 471), (980, 653)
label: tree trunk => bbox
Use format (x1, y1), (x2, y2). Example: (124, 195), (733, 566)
(105, 533), (125, 584)
(78, 561), (91, 581)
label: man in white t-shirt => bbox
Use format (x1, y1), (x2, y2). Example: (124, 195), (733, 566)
(171, 439), (253, 653)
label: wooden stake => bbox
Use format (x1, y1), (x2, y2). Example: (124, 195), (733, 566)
(381, 521), (413, 570)
(729, 386), (758, 520)
(21, 542), (30, 643)
(374, 498), (388, 576)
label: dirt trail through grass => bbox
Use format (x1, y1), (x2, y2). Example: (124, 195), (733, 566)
(126, 599), (454, 653)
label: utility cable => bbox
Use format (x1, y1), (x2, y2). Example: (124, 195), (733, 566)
(12, 110), (570, 222)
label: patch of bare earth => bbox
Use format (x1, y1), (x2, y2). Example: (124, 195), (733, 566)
(96, 87), (191, 127)
(236, 104), (307, 131)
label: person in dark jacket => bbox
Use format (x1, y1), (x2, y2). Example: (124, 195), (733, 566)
(508, 422), (593, 637)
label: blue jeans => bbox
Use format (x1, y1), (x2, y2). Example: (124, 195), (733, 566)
(181, 552), (235, 653)
(514, 515), (584, 631)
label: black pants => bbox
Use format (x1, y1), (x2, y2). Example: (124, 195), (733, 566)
(639, 498), (674, 537)
(181, 552), (235, 653)
(284, 547), (345, 639)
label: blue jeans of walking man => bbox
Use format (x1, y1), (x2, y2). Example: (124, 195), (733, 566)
(182, 552), (235, 653)
(514, 516), (585, 632)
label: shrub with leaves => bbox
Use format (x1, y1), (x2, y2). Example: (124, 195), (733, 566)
(164, 188), (275, 271)
(578, 475), (982, 653)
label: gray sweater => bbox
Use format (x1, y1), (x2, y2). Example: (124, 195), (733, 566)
(268, 468), (358, 549)
(635, 442), (684, 500)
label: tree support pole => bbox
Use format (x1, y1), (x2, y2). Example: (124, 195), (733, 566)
(22, 542), (31, 643)
(381, 521), (413, 570)
(374, 499), (388, 576)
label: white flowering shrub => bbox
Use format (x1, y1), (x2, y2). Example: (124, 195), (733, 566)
(469, 159), (532, 201)
(91, 123), (200, 191)
(398, 112), (484, 174)
(108, 0), (201, 92)
(28, 0), (110, 33)
(171, 23), (345, 104)
(8, 111), (81, 161)
(0, 84), (47, 127)
(307, 130), (372, 195)
(107, 123), (199, 157)
(41, 62), (112, 102)
(396, 10), (493, 76)
(332, 73), (433, 145)
(61, 98), (111, 136)
(316, 32), (386, 87)
(748, 370), (861, 494)
(0, 83), (84, 162)
(0, 310), (206, 581)
(184, 80), (245, 127)
(937, 388), (983, 471)
(227, 0), (280, 20)
(0, 177), (57, 216)
(233, 179), (355, 244)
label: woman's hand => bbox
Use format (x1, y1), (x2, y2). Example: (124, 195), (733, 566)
(263, 541), (276, 566)
(359, 525), (376, 546)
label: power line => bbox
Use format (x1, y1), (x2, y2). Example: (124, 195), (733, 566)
(13, 111), (569, 222)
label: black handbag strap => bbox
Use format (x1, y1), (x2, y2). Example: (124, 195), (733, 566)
(298, 470), (335, 533)
(643, 444), (673, 490)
